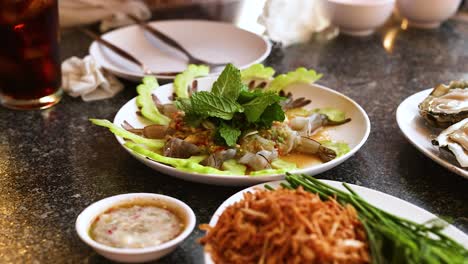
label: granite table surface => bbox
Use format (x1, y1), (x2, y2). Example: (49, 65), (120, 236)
(1, 13), (468, 264)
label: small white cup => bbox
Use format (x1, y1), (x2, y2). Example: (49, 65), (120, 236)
(396, 0), (462, 29)
(76, 193), (196, 263)
(323, 0), (395, 36)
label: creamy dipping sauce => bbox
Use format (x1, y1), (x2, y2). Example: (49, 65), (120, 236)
(90, 204), (184, 248)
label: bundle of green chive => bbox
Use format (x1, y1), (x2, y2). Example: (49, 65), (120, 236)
(275, 174), (468, 264)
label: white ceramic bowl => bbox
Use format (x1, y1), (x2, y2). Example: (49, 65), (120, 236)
(396, 0), (462, 29)
(76, 193), (196, 263)
(112, 77), (371, 186)
(323, 0), (395, 36)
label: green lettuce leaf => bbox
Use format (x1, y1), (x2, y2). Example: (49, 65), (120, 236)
(242, 92), (283, 122)
(90, 119), (165, 149)
(313, 108), (347, 122)
(222, 159), (247, 175)
(320, 140), (350, 157)
(219, 123), (241, 147)
(266, 67), (322, 93)
(136, 76), (171, 125)
(174, 64), (210, 98)
(191, 91), (243, 120)
(241, 64), (275, 82)
(211, 63), (242, 100)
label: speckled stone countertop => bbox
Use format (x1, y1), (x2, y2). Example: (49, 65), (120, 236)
(1, 10), (468, 264)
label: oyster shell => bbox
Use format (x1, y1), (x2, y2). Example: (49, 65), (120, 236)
(418, 81), (468, 128)
(432, 118), (468, 168)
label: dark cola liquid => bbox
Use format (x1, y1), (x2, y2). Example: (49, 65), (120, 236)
(0, 0), (61, 103)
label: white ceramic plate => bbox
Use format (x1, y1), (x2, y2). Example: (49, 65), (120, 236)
(90, 20), (271, 81)
(204, 180), (468, 263)
(113, 77), (370, 186)
(396, 89), (468, 179)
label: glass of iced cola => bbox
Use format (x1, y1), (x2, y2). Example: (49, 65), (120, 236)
(0, 0), (61, 110)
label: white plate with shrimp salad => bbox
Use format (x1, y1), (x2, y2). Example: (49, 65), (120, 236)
(91, 64), (370, 186)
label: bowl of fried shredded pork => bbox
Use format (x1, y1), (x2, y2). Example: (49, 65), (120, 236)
(200, 174), (468, 264)
(200, 186), (369, 263)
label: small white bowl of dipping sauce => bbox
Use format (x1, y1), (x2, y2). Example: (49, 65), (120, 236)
(396, 0), (462, 29)
(76, 193), (196, 263)
(323, 0), (395, 36)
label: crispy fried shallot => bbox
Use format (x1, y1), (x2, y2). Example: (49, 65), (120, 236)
(199, 187), (369, 264)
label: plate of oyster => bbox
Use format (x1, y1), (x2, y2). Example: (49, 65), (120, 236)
(396, 81), (468, 179)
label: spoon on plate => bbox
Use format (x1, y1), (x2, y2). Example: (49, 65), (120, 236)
(79, 28), (180, 76)
(125, 14), (227, 68)
(75, 0), (227, 69)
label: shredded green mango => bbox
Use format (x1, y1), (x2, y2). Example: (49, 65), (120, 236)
(136, 76), (171, 125)
(90, 119), (164, 149)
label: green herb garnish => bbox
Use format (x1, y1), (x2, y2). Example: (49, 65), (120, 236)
(242, 92), (283, 122)
(189, 91), (243, 120)
(211, 63), (243, 99)
(218, 123), (241, 147)
(175, 63), (286, 146)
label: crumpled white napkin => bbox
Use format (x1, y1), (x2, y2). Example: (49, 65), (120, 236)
(62, 56), (124, 101)
(59, 0), (151, 32)
(259, 0), (330, 46)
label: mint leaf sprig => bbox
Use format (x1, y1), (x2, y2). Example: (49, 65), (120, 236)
(175, 63), (285, 147)
(211, 63), (243, 99)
